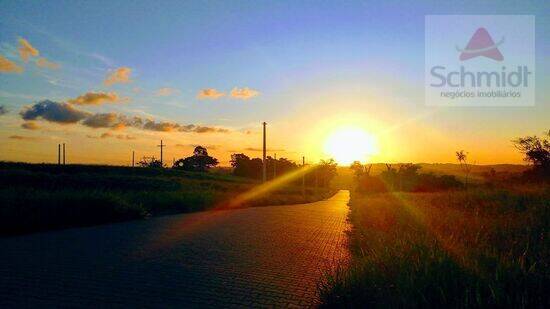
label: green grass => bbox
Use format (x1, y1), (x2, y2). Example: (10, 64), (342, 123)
(0, 162), (334, 235)
(319, 185), (549, 307)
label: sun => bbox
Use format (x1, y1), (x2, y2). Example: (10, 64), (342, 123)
(323, 127), (379, 165)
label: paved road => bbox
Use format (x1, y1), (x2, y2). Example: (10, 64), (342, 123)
(0, 190), (350, 308)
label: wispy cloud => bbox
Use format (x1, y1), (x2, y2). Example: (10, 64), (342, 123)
(176, 144), (220, 150)
(67, 91), (121, 105)
(197, 88), (225, 99)
(87, 132), (135, 140)
(21, 122), (40, 130)
(89, 53), (115, 67)
(0, 55), (24, 73)
(230, 87), (260, 100)
(18, 38), (39, 62)
(104, 67), (132, 86)
(244, 147), (285, 152)
(156, 87), (178, 96)
(36, 57), (60, 69)
(9, 135), (39, 141)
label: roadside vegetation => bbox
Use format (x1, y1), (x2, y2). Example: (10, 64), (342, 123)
(0, 147), (337, 236)
(320, 131), (549, 307)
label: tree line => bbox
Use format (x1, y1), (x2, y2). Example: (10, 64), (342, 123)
(138, 146), (338, 187)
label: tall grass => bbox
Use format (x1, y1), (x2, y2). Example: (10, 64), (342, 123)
(320, 186), (549, 307)
(1, 162), (334, 235)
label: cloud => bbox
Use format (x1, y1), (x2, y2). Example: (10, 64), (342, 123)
(0, 105), (7, 115)
(82, 112), (126, 129)
(67, 92), (120, 105)
(18, 38), (39, 62)
(21, 122), (40, 130)
(156, 87), (177, 96)
(20, 100), (90, 124)
(101, 132), (135, 140)
(104, 67), (132, 86)
(87, 133), (135, 140)
(138, 120), (229, 133)
(244, 147), (285, 152)
(197, 88), (225, 99)
(0, 55), (24, 73)
(36, 57), (60, 69)
(230, 87), (260, 100)
(80, 114), (227, 134)
(19, 99), (229, 134)
(9, 135), (38, 141)
(192, 125), (229, 133)
(176, 144), (220, 150)
(142, 120), (180, 132)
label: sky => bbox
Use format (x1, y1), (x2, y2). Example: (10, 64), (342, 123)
(0, 1), (548, 166)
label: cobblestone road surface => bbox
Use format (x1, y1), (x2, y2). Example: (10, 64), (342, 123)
(0, 190), (350, 308)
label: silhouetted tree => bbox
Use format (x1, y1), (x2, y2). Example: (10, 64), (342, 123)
(137, 157), (163, 168)
(231, 153), (261, 179)
(513, 130), (550, 180)
(173, 146), (218, 172)
(315, 159), (338, 188)
(231, 153), (298, 180)
(514, 131), (550, 168)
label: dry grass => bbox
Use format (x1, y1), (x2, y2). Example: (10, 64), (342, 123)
(320, 185), (549, 307)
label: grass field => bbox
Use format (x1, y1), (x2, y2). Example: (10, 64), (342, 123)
(0, 162), (334, 236)
(320, 184), (549, 307)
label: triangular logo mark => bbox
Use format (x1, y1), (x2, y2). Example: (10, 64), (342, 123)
(457, 27), (504, 61)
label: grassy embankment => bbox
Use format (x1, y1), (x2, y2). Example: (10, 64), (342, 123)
(320, 184), (549, 307)
(0, 162), (334, 236)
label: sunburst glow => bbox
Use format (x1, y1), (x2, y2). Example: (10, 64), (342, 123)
(323, 127), (379, 165)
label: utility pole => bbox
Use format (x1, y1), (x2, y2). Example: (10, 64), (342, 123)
(157, 140), (165, 167)
(62, 143), (66, 165)
(262, 121), (267, 182)
(58, 144), (61, 165)
(273, 153), (277, 178)
(302, 156), (306, 197)
(132, 151), (135, 167)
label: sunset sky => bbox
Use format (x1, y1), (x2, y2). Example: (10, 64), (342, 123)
(1, 1), (548, 166)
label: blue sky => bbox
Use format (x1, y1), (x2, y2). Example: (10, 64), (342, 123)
(0, 1), (548, 164)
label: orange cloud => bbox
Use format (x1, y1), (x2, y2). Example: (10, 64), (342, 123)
(36, 57), (60, 70)
(104, 67), (132, 86)
(197, 88), (225, 99)
(18, 38), (39, 62)
(67, 92), (120, 105)
(230, 87), (260, 100)
(0, 55), (24, 73)
(21, 122), (40, 130)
